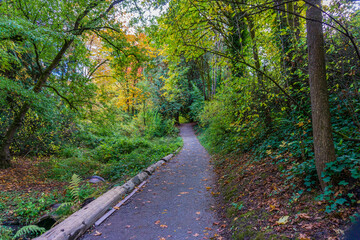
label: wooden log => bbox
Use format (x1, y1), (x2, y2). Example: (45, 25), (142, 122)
(122, 180), (136, 194)
(161, 154), (173, 162)
(95, 180), (148, 226)
(34, 186), (126, 240)
(155, 160), (165, 167)
(144, 164), (157, 175)
(130, 171), (149, 186)
(174, 147), (181, 154)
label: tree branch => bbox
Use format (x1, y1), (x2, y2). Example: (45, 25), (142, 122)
(43, 84), (78, 111)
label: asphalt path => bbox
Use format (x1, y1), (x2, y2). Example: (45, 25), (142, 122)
(81, 123), (223, 240)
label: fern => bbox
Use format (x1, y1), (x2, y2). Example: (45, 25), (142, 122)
(69, 174), (81, 204)
(13, 225), (45, 239)
(55, 201), (74, 214)
(0, 225), (13, 240)
(55, 174), (82, 217)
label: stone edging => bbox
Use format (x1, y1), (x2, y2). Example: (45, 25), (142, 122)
(34, 147), (181, 240)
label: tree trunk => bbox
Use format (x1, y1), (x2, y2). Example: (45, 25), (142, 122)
(0, 104), (30, 168)
(306, 0), (336, 190)
(0, 40), (73, 169)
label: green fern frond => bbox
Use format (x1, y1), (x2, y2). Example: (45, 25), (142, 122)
(13, 225), (45, 239)
(56, 202), (74, 211)
(54, 201), (74, 216)
(0, 225), (13, 240)
(69, 174), (81, 203)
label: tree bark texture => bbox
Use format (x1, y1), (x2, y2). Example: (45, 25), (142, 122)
(306, 0), (336, 190)
(0, 103), (30, 168)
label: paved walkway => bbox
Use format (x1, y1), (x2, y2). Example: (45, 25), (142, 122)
(81, 123), (222, 240)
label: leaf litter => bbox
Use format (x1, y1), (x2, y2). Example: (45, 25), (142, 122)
(213, 153), (358, 239)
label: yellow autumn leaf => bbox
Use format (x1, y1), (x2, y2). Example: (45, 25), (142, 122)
(276, 216), (289, 225)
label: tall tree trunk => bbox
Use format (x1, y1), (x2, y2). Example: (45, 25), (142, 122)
(306, 0), (336, 190)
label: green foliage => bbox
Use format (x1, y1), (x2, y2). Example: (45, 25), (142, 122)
(140, 110), (178, 138)
(41, 156), (101, 181)
(231, 202), (244, 211)
(69, 174), (81, 204)
(188, 83), (205, 122)
(13, 225), (45, 239)
(11, 193), (57, 225)
(55, 174), (85, 216)
(0, 226), (13, 240)
(101, 137), (182, 181)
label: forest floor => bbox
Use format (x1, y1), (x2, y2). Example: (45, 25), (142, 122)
(0, 157), (66, 193)
(212, 152), (357, 240)
(0, 157), (67, 228)
(0, 156), (111, 235)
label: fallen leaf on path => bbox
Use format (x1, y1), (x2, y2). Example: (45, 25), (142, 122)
(180, 192), (189, 194)
(299, 233), (311, 240)
(333, 229), (344, 235)
(125, 225), (131, 228)
(113, 206), (120, 210)
(160, 224), (168, 228)
(196, 211), (201, 215)
(302, 223), (314, 230)
(94, 231), (102, 236)
(276, 216), (289, 225)
(193, 233), (199, 237)
(155, 220), (160, 225)
(298, 213), (311, 219)
(269, 204), (279, 212)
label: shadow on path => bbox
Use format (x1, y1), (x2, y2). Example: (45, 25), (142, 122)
(81, 123), (223, 240)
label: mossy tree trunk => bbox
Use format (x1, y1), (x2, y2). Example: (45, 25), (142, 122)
(306, 0), (336, 190)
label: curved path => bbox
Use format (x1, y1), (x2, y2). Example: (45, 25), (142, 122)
(81, 123), (223, 240)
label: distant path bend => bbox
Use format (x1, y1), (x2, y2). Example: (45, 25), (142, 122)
(81, 123), (222, 240)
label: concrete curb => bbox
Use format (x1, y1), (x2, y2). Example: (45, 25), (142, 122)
(35, 149), (180, 240)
